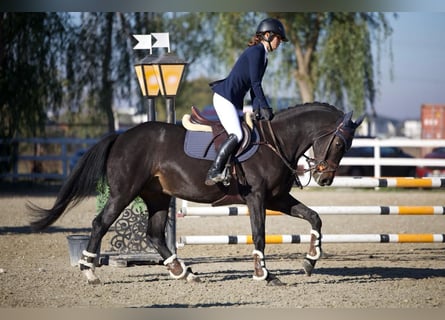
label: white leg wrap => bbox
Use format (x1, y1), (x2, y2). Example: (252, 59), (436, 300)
(82, 250), (97, 258)
(252, 250), (268, 281)
(306, 247), (322, 260)
(78, 258), (95, 270)
(164, 254), (188, 280)
(78, 250), (97, 269)
(310, 229), (321, 239)
(79, 251), (100, 284)
(306, 229), (322, 260)
(252, 249), (264, 259)
(163, 254), (177, 265)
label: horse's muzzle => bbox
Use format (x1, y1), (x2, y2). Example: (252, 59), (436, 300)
(313, 172), (334, 186)
(312, 161), (337, 186)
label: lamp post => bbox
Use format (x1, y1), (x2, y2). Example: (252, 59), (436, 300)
(151, 52), (187, 253)
(134, 55), (160, 121)
(105, 34), (186, 263)
(134, 51), (187, 253)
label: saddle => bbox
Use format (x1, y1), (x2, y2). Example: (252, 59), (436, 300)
(182, 106), (260, 206)
(182, 106), (255, 155)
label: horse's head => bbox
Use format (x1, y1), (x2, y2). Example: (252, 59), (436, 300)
(310, 111), (364, 186)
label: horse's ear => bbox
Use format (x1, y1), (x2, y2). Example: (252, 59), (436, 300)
(354, 114), (366, 128)
(343, 111), (353, 125)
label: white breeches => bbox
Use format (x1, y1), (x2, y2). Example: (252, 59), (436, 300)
(213, 93), (243, 142)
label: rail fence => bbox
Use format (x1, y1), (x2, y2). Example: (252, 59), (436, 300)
(177, 176), (445, 246)
(2, 137), (444, 182)
(0, 137), (98, 181)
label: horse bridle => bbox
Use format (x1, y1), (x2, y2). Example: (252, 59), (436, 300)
(258, 117), (353, 188)
(309, 118), (353, 172)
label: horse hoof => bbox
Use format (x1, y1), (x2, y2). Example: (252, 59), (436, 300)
(266, 274), (285, 286)
(186, 272), (202, 283)
(302, 258), (316, 276)
(87, 278), (101, 285)
(82, 269), (101, 285)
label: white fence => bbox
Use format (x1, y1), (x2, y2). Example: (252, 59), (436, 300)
(301, 138), (445, 179)
(1, 137), (445, 181)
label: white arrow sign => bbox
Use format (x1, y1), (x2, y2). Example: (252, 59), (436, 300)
(132, 34), (152, 50)
(152, 33), (170, 52)
(133, 33), (170, 54)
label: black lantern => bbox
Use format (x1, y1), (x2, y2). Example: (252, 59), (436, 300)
(151, 53), (187, 123)
(134, 55), (160, 121)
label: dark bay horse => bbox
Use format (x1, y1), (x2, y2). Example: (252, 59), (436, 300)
(28, 102), (363, 285)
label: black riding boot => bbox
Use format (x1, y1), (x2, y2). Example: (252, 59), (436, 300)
(205, 134), (239, 186)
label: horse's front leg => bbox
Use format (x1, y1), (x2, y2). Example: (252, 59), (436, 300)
(247, 199), (284, 286)
(290, 202), (322, 276)
(269, 194), (323, 277)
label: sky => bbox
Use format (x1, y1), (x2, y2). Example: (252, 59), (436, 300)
(374, 12), (445, 121)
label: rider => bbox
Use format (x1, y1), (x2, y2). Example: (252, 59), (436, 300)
(205, 17), (288, 186)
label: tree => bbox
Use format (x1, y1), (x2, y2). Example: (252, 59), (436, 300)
(66, 12), (156, 133)
(0, 13), (71, 173)
(0, 13), (70, 139)
(0, 12), (216, 139)
(175, 77), (214, 118)
(276, 12), (393, 115)
(0, 13), (166, 175)
(1, 12), (393, 138)
(188, 12), (393, 116)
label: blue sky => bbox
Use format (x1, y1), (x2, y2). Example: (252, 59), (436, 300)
(375, 12), (445, 120)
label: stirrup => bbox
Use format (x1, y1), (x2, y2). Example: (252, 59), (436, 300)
(221, 164), (231, 186)
(205, 171), (222, 186)
(206, 164), (231, 186)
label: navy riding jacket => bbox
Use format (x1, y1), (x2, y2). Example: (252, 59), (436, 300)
(211, 43), (269, 111)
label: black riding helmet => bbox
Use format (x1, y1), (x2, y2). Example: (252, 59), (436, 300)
(256, 18), (289, 42)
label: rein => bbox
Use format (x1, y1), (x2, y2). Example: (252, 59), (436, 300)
(256, 119), (343, 189)
(256, 121), (306, 188)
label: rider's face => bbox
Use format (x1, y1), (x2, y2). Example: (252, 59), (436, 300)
(264, 32), (282, 51)
(271, 35), (282, 50)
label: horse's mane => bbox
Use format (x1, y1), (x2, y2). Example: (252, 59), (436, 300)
(274, 101), (343, 119)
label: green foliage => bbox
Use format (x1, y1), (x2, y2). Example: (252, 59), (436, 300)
(0, 13), (69, 139)
(96, 179), (147, 215)
(175, 77), (214, 120)
(1, 12), (393, 142)
(96, 179), (110, 214)
(130, 197), (148, 215)
(193, 12), (393, 114)
(316, 13), (391, 114)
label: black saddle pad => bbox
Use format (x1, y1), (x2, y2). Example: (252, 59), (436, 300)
(184, 128), (259, 162)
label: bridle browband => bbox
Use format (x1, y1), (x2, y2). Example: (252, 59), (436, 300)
(257, 116), (353, 189)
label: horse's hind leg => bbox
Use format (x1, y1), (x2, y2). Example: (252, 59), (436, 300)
(143, 194), (201, 283)
(79, 196), (130, 284)
(245, 195), (285, 286)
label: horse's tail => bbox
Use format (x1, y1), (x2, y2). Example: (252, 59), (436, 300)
(28, 133), (119, 231)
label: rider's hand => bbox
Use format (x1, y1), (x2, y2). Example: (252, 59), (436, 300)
(256, 107), (274, 121)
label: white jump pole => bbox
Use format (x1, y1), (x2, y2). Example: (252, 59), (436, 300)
(179, 233), (445, 246)
(179, 205), (445, 217)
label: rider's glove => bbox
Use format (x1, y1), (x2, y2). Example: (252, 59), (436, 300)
(256, 107), (274, 121)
